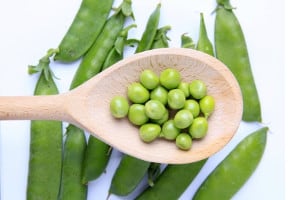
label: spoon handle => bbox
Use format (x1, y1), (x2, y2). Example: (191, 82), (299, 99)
(0, 94), (69, 121)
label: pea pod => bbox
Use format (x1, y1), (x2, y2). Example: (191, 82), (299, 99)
(108, 16), (170, 197)
(214, 0), (261, 122)
(135, 20), (212, 199)
(59, 125), (87, 200)
(26, 49), (63, 200)
(54, 0), (114, 62)
(81, 24), (137, 184)
(197, 13), (214, 56)
(135, 3), (161, 53)
(70, 0), (134, 89)
(192, 127), (268, 199)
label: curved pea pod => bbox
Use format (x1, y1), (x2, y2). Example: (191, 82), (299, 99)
(192, 127), (268, 200)
(214, 0), (262, 122)
(135, 3), (161, 53)
(136, 160), (207, 200)
(54, 0), (114, 62)
(27, 54), (62, 200)
(59, 125), (87, 200)
(109, 155), (150, 196)
(70, 0), (134, 89)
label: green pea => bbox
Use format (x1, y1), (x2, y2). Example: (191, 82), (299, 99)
(161, 120), (180, 140)
(127, 82), (150, 104)
(150, 85), (168, 105)
(189, 117), (208, 139)
(145, 100), (167, 120)
(176, 133), (192, 150)
(139, 123), (161, 143)
(199, 95), (215, 118)
(184, 99), (200, 118)
(128, 104), (149, 126)
(152, 110), (169, 125)
(178, 82), (190, 97)
(160, 68), (181, 89)
(168, 89), (186, 110)
(189, 80), (207, 99)
(140, 69), (159, 90)
(174, 109), (194, 129)
(110, 96), (129, 118)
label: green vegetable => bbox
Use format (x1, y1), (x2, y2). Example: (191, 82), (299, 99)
(136, 160), (207, 200)
(150, 86), (168, 105)
(108, 155), (150, 196)
(128, 104), (149, 126)
(174, 109), (194, 129)
(199, 95), (215, 118)
(184, 99), (200, 118)
(135, 3), (161, 53)
(189, 117), (208, 139)
(178, 82), (190, 98)
(27, 50), (62, 200)
(70, 0), (134, 89)
(197, 13), (214, 56)
(176, 133), (192, 150)
(145, 100), (167, 120)
(110, 96), (129, 118)
(189, 80), (207, 99)
(59, 125), (87, 200)
(161, 120), (180, 140)
(127, 82), (150, 104)
(140, 69), (160, 90)
(167, 89), (186, 109)
(139, 123), (161, 142)
(159, 68), (181, 89)
(214, 0), (261, 122)
(54, 0), (114, 62)
(192, 127), (268, 199)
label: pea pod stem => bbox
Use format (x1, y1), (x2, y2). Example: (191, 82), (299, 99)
(192, 127), (268, 199)
(27, 55), (63, 200)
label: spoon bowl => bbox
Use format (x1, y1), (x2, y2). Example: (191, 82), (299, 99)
(0, 48), (242, 164)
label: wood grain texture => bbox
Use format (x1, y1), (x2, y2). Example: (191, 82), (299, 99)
(0, 48), (242, 164)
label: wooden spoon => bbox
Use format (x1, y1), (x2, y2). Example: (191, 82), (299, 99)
(0, 48), (242, 164)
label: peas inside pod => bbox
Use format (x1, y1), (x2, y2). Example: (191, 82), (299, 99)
(110, 68), (215, 151)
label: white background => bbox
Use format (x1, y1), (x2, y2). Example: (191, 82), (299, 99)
(0, 0), (285, 199)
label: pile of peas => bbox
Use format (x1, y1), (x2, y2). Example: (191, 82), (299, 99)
(110, 68), (215, 150)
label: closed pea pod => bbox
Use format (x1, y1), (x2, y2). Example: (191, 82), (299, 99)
(192, 127), (268, 200)
(27, 50), (63, 200)
(54, 0), (114, 62)
(70, 0), (134, 88)
(136, 15), (213, 199)
(59, 125), (87, 200)
(214, 0), (261, 122)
